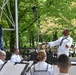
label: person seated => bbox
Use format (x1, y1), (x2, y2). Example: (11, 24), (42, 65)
(55, 54), (71, 75)
(30, 50), (53, 75)
(0, 50), (6, 65)
(10, 48), (23, 62)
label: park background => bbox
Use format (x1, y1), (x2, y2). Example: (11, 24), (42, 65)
(0, 0), (76, 55)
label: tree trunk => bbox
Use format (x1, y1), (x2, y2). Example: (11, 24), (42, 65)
(30, 35), (32, 47)
(31, 35), (34, 48)
(10, 31), (15, 52)
(53, 31), (58, 41)
(39, 34), (43, 42)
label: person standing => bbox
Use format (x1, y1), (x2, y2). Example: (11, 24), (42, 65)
(42, 28), (73, 57)
(55, 54), (71, 75)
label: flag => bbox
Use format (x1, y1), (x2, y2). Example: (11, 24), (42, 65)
(0, 24), (4, 50)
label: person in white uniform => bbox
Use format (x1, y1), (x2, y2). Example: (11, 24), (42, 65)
(42, 28), (73, 56)
(0, 50), (6, 65)
(30, 50), (53, 75)
(55, 54), (71, 75)
(11, 48), (22, 62)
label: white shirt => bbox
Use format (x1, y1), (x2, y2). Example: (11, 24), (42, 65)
(30, 62), (53, 75)
(11, 54), (22, 62)
(48, 35), (73, 56)
(55, 72), (70, 75)
(0, 59), (4, 65)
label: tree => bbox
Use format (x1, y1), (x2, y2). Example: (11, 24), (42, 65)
(0, 0), (76, 51)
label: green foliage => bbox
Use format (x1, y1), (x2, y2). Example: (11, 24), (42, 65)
(0, 0), (76, 49)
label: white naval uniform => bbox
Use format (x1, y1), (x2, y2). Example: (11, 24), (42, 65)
(55, 72), (70, 75)
(48, 35), (73, 56)
(30, 62), (53, 75)
(0, 59), (4, 65)
(11, 54), (22, 62)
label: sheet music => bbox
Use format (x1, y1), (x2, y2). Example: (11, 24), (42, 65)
(0, 62), (26, 75)
(23, 61), (33, 75)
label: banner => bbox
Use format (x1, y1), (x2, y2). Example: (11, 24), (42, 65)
(0, 24), (4, 50)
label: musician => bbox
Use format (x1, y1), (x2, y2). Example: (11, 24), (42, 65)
(0, 50), (6, 65)
(42, 28), (73, 57)
(55, 54), (71, 75)
(30, 50), (53, 75)
(10, 48), (23, 62)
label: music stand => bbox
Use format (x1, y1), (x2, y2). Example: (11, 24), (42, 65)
(0, 61), (29, 75)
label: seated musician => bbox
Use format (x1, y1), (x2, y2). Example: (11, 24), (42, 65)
(30, 50), (54, 75)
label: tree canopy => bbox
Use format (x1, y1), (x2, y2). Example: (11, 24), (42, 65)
(0, 0), (76, 50)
